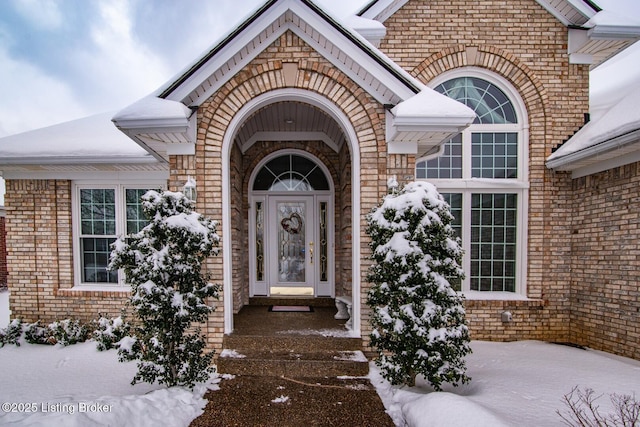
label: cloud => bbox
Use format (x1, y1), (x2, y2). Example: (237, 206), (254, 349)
(9, 0), (63, 31)
(0, 37), (86, 138)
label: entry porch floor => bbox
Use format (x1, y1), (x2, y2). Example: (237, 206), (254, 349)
(231, 297), (348, 336)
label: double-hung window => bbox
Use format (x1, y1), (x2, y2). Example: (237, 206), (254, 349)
(73, 183), (159, 287)
(417, 71), (529, 294)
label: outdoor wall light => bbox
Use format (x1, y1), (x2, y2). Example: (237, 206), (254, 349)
(501, 311), (513, 323)
(183, 176), (197, 202)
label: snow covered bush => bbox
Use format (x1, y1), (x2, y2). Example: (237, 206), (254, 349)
(366, 180), (471, 390)
(24, 319), (89, 346)
(109, 190), (220, 389)
(0, 319), (23, 347)
(93, 314), (131, 351)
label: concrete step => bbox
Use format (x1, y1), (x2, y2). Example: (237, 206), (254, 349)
(217, 348), (369, 377)
(223, 334), (362, 353)
(248, 297), (336, 307)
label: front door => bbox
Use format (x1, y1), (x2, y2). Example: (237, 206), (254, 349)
(268, 196), (315, 295)
(249, 152), (334, 298)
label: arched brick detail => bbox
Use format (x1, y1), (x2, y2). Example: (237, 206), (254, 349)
(412, 45), (553, 322)
(183, 31), (389, 350)
(413, 45), (549, 133)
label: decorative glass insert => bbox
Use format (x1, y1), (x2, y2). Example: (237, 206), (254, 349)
(319, 201), (328, 282)
(471, 133), (518, 179)
(80, 189), (117, 283)
(255, 201), (264, 282)
(277, 201), (306, 283)
(126, 189), (149, 234)
(434, 77), (517, 124)
(253, 154), (329, 191)
(470, 194), (517, 292)
(416, 134), (463, 179)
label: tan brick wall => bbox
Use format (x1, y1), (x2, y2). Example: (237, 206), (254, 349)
(0, 212), (6, 288)
(191, 30), (388, 353)
(377, 0), (588, 342)
(5, 179), (129, 324)
(569, 163), (640, 360)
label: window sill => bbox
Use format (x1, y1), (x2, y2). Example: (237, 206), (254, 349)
(55, 285), (131, 297)
(461, 291), (531, 301)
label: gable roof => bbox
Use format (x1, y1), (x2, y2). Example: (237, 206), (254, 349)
(113, 0), (474, 160)
(358, 0), (640, 69)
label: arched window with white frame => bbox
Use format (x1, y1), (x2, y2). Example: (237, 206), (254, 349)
(417, 69), (529, 295)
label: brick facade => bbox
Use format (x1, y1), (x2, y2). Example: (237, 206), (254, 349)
(568, 163), (640, 360)
(3, 0), (637, 362)
(0, 208), (6, 289)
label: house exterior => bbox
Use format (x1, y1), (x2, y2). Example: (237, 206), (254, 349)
(1, 0), (639, 360)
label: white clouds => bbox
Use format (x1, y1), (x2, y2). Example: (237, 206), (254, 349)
(0, 41), (86, 138)
(9, 0), (63, 31)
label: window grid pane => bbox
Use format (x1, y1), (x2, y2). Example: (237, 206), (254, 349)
(442, 193), (463, 291)
(126, 189), (149, 234)
(471, 133), (518, 179)
(80, 189), (116, 235)
(470, 194), (517, 292)
(434, 77), (517, 124)
(81, 237), (118, 283)
(416, 134), (463, 179)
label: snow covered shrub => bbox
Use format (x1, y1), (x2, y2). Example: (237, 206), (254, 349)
(558, 386), (640, 427)
(366, 180), (471, 390)
(109, 190), (220, 389)
(0, 319), (23, 347)
(24, 319), (89, 346)
(93, 314), (131, 351)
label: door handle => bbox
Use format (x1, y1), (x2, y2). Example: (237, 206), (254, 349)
(309, 241), (314, 264)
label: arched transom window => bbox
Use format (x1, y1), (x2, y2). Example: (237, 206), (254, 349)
(253, 154), (329, 192)
(417, 73), (528, 295)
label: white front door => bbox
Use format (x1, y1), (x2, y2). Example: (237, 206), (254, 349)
(268, 196), (315, 294)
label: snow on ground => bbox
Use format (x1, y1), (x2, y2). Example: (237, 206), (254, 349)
(1, 288), (640, 427)
(372, 340), (640, 427)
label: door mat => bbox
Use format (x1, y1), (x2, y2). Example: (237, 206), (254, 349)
(269, 305), (314, 312)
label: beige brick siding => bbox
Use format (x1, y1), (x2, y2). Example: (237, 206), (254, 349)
(5, 179), (129, 324)
(0, 211), (6, 289)
(373, 0), (588, 342)
(569, 163), (640, 360)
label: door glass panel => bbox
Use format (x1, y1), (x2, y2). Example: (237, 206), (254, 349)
(277, 201), (306, 283)
(319, 201), (328, 282)
(255, 201), (264, 282)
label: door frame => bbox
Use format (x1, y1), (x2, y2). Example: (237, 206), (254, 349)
(248, 150), (334, 298)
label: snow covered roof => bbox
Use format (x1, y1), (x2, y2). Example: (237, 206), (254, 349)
(546, 84), (640, 177)
(0, 112), (166, 179)
(115, 0), (475, 160)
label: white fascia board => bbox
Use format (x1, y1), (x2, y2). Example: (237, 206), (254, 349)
(113, 96), (192, 129)
(0, 155), (158, 166)
(588, 24), (640, 40)
(2, 170), (169, 181)
(546, 129), (640, 171)
(358, 0), (408, 23)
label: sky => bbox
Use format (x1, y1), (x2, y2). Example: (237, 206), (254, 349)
(0, 0), (638, 205)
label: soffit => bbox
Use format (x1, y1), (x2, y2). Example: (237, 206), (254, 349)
(235, 101), (346, 152)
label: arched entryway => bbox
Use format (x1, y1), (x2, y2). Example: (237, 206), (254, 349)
(221, 89), (362, 335)
(248, 151), (334, 298)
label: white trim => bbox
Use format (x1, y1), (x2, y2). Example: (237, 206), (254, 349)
(222, 88), (361, 335)
(241, 131), (340, 153)
(247, 150), (335, 298)
(421, 69), (530, 296)
(71, 181), (166, 288)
